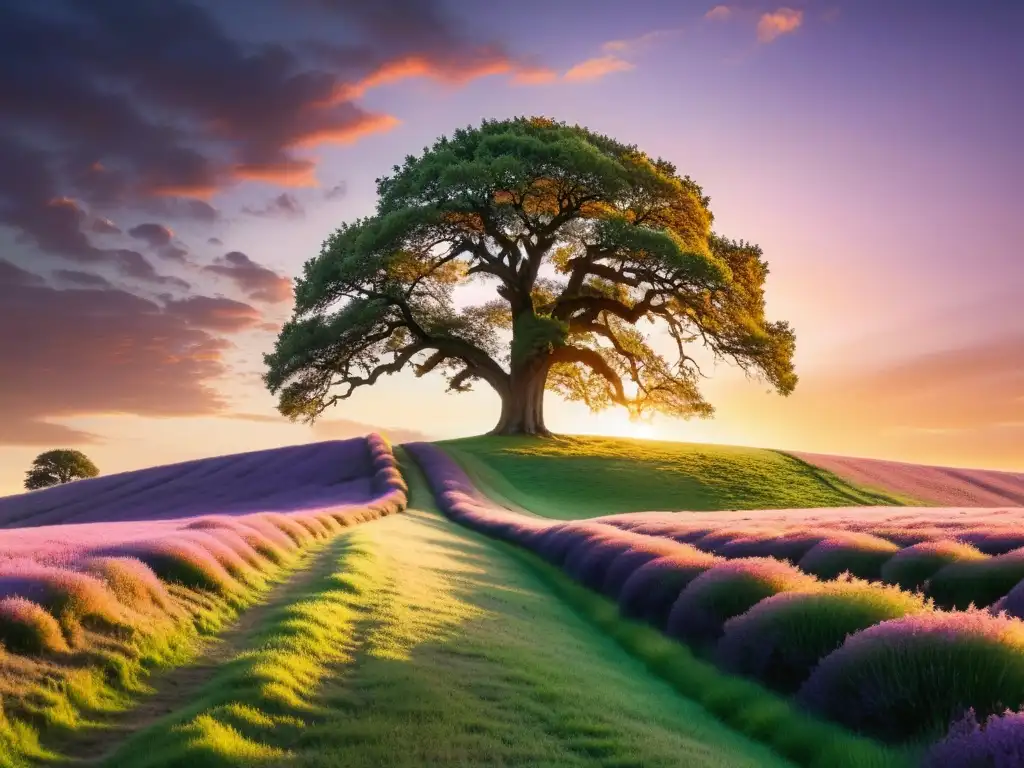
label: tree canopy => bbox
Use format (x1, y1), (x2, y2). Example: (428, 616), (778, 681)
(265, 116), (797, 435)
(25, 449), (100, 490)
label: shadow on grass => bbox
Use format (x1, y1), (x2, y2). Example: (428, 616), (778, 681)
(94, 468), (790, 768)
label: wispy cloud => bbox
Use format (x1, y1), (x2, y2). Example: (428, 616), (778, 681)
(548, 28), (681, 85)
(704, 5), (734, 21)
(324, 182), (347, 201)
(602, 28), (682, 54)
(511, 66), (559, 85)
(563, 55), (635, 82)
(242, 193), (304, 219)
(757, 8), (803, 43)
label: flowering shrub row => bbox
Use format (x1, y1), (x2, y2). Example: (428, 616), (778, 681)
(0, 434), (407, 656)
(406, 441), (1024, 757)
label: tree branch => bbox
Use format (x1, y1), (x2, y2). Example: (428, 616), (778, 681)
(448, 367), (475, 392)
(550, 345), (629, 406)
(550, 289), (661, 323)
(414, 350), (447, 377)
(333, 341), (428, 403)
(570, 320), (641, 381)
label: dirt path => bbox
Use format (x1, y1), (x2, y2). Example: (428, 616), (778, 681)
(52, 537), (347, 766)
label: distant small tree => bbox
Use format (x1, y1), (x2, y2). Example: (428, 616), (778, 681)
(265, 116), (797, 435)
(24, 449), (100, 490)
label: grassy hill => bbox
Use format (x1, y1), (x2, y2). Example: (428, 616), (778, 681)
(81, 453), (791, 768)
(439, 435), (912, 519)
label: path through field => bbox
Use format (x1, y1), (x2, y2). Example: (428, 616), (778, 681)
(50, 541), (342, 765)
(56, 464), (791, 768)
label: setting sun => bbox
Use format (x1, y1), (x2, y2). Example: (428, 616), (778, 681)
(560, 409), (662, 441)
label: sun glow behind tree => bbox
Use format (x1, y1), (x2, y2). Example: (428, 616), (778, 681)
(266, 116), (797, 436)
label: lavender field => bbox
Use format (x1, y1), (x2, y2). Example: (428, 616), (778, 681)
(0, 434), (408, 766)
(407, 440), (1024, 766)
(3, 433), (1024, 767)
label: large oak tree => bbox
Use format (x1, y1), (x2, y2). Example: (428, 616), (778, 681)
(265, 117), (797, 435)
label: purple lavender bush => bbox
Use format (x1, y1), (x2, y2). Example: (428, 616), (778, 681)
(601, 538), (688, 598)
(992, 578), (1024, 620)
(879, 539), (986, 592)
(618, 549), (722, 629)
(691, 528), (762, 555)
(0, 596), (69, 654)
(927, 548), (1024, 610)
(666, 557), (817, 649)
(923, 708), (1024, 768)
(797, 532), (900, 580)
(797, 609), (1024, 742)
(719, 529), (837, 564)
(958, 528), (1024, 556)
(716, 576), (930, 693)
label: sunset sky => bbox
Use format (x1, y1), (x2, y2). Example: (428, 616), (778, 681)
(1, 0), (1021, 495)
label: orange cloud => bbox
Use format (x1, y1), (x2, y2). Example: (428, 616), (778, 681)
(564, 55), (634, 82)
(148, 183), (220, 200)
(705, 5), (734, 21)
(511, 66), (559, 85)
(288, 114), (401, 148)
(330, 52), (516, 103)
(232, 161), (318, 188)
(757, 8), (803, 42)
(46, 196), (81, 211)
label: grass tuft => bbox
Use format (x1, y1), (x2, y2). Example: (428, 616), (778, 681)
(106, 539), (241, 595)
(0, 596), (69, 654)
(84, 556), (173, 614)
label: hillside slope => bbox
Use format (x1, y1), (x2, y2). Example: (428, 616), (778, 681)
(0, 438), (379, 528)
(57, 454), (791, 768)
(439, 435), (909, 519)
(791, 451), (1024, 507)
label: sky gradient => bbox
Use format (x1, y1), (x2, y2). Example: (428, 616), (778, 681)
(0, 0), (1021, 495)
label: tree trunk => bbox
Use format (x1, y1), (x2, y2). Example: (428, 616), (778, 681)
(490, 358), (551, 436)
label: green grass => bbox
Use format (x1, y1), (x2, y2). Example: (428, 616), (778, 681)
(440, 435), (907, 518)
(102, 453), (793, 768)
(503, 545), (917, 768)
(422, 445), (917, 767)
(0, 543), (329, 768)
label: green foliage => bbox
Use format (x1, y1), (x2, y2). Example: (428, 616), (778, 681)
(266, 116), (797, 432)
(510, 312), (568, 364)
(440, 435), (907, 519)
(24, 449), (99, 491)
